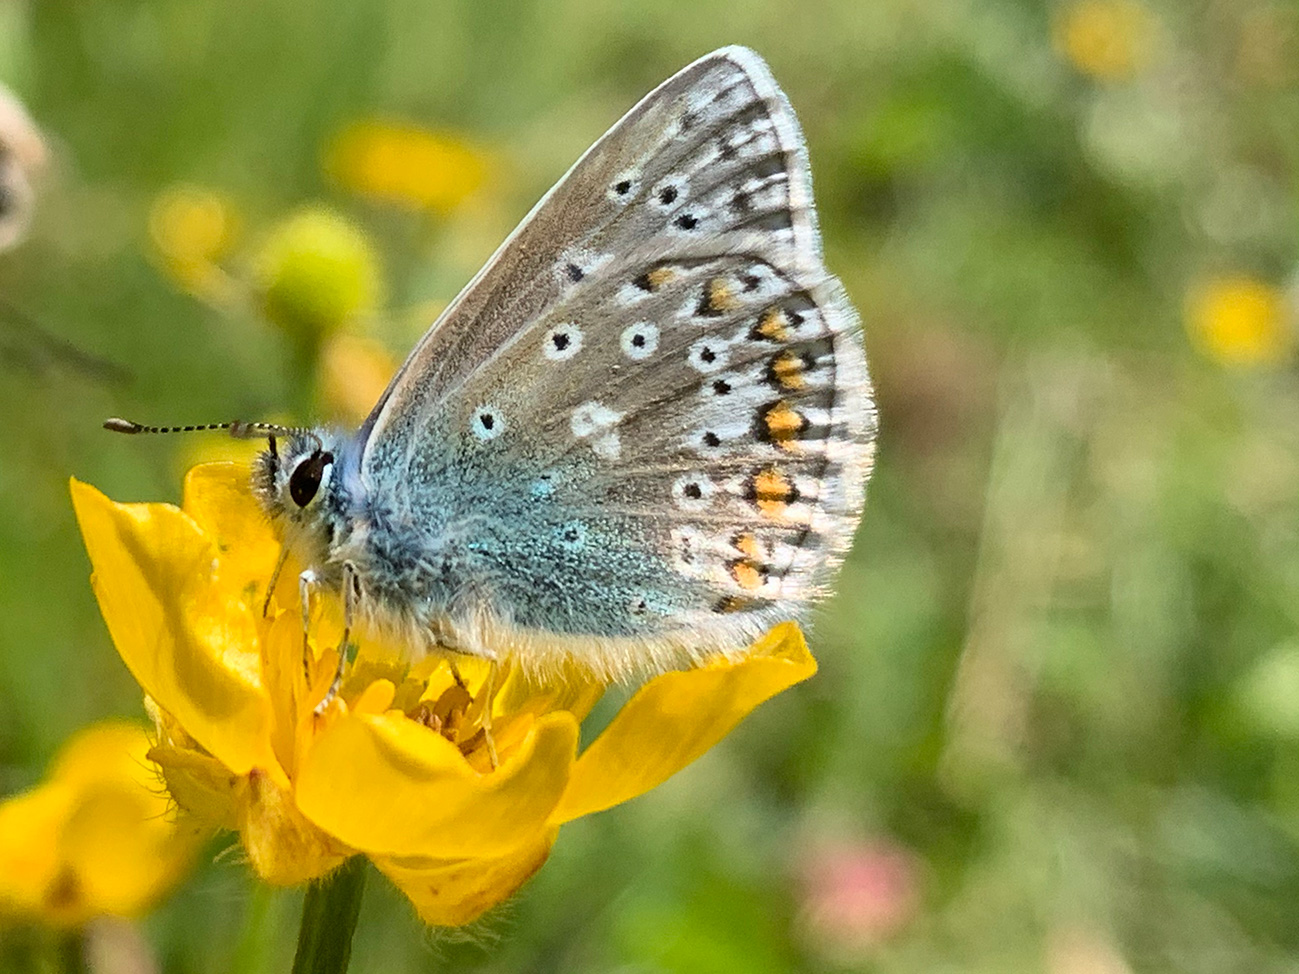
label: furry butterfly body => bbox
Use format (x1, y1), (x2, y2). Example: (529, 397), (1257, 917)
(254, 46), (878, 682)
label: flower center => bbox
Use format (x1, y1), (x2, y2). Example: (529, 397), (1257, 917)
(406, 681), (486, 755)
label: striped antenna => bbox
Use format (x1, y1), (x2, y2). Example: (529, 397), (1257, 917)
(103, 418), (309, 439)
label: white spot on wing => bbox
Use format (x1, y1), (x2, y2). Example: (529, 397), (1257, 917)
(687, 338), (729, 373)
(543, 322), (583, 361)
(571, 401), (622, 438)
(556, 247), (611, 287)
(571, 400), (623, 460)
(672, 472), (715, 511)
(608, 168), (640, 203)
(620, 322), (659, 360)
(592, 432), (621, 459)
(470, 405), (504, 441)
(687, 428), (726, 456)
(650, 176), (688, 208)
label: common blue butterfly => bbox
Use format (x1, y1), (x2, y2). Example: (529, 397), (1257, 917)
(117, 47), (878, 687)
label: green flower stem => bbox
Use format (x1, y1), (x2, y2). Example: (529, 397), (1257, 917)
(57, 929), (86, 974)
(291, 857), (367, 974)
(234, 882), (286, 974)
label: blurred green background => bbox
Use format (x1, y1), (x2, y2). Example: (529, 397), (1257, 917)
(2, 0), (1299, 971)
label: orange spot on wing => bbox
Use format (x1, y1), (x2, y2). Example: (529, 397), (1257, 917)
(646, 266), (675, 289)
(761, 401), (806, 449)
(730, 560), (766, 591)
(733, 532), (762, 559)
(751, 467), (796, 517)
(770, 350), (806, 390)
(754, 307), (791, 341)
(704, 278), (741, 315)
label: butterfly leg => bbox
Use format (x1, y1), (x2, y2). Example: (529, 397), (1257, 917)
(262, 544), (290, 618)
(481, 661), (499, 770)
(298, 568), (317, 681)
(448, 657), (468, 691)
(313, 562), (359, 715)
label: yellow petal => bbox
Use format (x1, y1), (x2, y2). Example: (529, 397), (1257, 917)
(47, 722), (155, 792)
(181, 462), (282, 607)
(494, 659), (606, 726)
(0, 783), (68, 920)
(373, 830), (556, 927)
(551, 622), (816, 824)
(295, 710), (577, 859)
(240, 771), (348, 886)
(0, 723), (203, 926)
(351, 680), (397, 715)
(60, 783), (202, 918)
(70, 479), (285, 785)
(148, 745), (241, 830)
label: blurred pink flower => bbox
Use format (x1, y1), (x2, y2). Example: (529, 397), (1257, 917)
(795, 836), (920, 959)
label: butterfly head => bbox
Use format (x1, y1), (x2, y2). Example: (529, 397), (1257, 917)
(252, 429), (347, 537)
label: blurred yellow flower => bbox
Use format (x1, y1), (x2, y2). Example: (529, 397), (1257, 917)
(70, 465), (815, 926)
(1186, 275), (1293, 367)
(326, 121), (489, 214)
(148, 185), (240, 303)
(318, 332), (397, 425)
(0, 722), (203, 928)
(1053, 0), (1154, 82)
(253, 206), (381, 349)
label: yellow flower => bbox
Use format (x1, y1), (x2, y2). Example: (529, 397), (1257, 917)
(69, 465), (815, 926)
(253, 206), (381, 348)
(1053, 0), (1155, 82)
(317, 332), (397, 425)
(148, 185), (240, 303)
(1186, 274), (1293, 367)
(0, 722), (203, 928)
(326, 122), (489, 214)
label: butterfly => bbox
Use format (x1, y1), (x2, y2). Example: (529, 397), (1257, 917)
(116, 46), (878, 686)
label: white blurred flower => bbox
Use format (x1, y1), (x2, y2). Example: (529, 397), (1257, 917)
(0, 82), (46, 252)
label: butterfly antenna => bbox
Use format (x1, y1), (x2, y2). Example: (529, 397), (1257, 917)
(103, 418), (309, 439)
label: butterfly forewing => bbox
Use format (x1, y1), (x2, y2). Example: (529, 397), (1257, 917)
(359, 47), (876, 676)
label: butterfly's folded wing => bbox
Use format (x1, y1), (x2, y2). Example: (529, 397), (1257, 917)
(358, 47), (877, 675)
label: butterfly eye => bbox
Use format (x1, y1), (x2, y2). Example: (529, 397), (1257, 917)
(289, 450), (333, 508)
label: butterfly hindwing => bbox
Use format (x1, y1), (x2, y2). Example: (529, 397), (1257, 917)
(357, 47), (876, 675)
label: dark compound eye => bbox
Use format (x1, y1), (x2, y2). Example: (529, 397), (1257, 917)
(289, 450), (333, 508)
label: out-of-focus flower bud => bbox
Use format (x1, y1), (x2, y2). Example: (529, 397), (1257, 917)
(252, 206), (381, 355)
